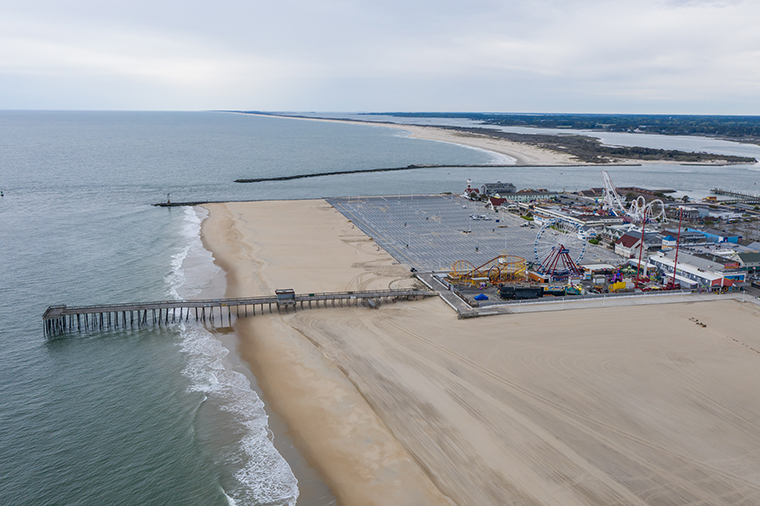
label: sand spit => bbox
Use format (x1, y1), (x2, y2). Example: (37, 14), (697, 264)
(244, 113), (579, 166)
(393, 124), (579, 165)
(383, 123), (581, 165)
(202, 199), (760, 506)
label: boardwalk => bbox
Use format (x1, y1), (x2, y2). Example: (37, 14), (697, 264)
(414, 271), (759, 318)
(43, 289), (437, 336)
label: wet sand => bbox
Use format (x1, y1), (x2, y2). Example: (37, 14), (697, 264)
(201, 200), (449, 505)
(202, 199), (760, 505)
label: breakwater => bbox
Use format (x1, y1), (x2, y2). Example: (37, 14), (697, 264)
(234, 163), (641, 184)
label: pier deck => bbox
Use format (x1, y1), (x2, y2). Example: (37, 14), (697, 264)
(711, 188), (760, 202)
(43, 289), (436, 336)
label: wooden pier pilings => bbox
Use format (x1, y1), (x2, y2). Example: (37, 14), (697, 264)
(42, 289), (437, 337)
(711, 188), (760, 203)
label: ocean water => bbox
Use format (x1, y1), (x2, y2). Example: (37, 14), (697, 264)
(0, 111), (494, 506)
(1, 111), (758, 506)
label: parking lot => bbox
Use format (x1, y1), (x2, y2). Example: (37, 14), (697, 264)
(327, 194), (621, 271)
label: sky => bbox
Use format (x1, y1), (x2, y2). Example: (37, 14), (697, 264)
(1, 0), (760, 113)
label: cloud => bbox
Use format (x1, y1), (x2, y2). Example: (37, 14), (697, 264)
(1, 0), (759, 112)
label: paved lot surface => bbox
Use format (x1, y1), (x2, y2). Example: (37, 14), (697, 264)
(328, 194), (621, 271)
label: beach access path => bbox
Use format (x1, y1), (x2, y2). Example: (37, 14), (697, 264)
(201, 198), (760, 506)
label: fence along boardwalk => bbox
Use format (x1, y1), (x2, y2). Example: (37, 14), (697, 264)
(42, 289), (437, 336)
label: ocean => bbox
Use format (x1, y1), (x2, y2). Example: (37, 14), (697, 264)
(0, 111), (758, 506)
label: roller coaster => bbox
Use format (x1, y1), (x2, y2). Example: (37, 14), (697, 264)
(448, 255), (527, 286)
(602, 170), (666, 223)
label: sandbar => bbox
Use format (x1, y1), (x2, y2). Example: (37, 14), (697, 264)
(202, 199), (760, 505)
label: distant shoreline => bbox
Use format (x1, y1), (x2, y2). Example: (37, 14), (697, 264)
(355, 111), (760, 147)
(228, 111), (582, 165)
(232, 111), (756, 165)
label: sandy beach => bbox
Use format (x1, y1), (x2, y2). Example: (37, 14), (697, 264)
(202, 199), (760, 505)
(378, 123), (580, 166)
(246, 113), (580, 166)
(244, 113), (736, 168)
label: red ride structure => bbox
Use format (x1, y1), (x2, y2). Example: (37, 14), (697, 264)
(536, 244), (583, 279)
(666, 208), (683, 290)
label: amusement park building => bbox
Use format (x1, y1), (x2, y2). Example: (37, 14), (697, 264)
(615, 232), (660, 258)
(494, 191), (558, 203)
(734, 252), (760, 273)
(671, 206), (702, 220)
(681, 243), (756, 261)
(602, 223), (639, 243)
(615, 233), (642, 258)
(480, 181), (516, 196)
(692, 228), (742, 243)
(647, 250), (746, 287)
(530, 205), (623, 227)
(659, 229), (706, 244)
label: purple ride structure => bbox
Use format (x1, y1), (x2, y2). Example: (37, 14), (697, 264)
(533, 218), (587, 280)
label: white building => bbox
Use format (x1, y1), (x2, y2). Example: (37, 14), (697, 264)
(615, 233), (642, 258)
(648, 250), (745, 287)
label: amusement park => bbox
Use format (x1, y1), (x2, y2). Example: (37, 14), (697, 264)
(327, 171), (758, 307)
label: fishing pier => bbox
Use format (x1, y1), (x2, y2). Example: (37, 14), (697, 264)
(711, 188), (760, 203)
(42, 288), (436, 337)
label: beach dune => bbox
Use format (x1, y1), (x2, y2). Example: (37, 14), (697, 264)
(202, 199), (760, 506)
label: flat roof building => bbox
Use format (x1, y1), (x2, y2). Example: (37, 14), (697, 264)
(692, 228), (742, 243)
(660, 229), (705, 244)
(648, 250), (746, 286)
(735, 252), (760, 272)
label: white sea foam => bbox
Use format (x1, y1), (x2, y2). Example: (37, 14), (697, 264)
(179, 324), (298, 505)
(168, 207), (298, 506)
(474, 146), (516, 165)
(167, 207), (224, 301)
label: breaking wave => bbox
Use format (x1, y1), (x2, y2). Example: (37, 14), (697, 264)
(168, 207), (298, 505)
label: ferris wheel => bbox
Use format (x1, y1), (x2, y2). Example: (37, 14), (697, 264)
(533, 219), (587, 279)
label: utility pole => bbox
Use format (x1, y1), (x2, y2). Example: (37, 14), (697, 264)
(668, 208), (683, 289)
(634, 208), (648, 289)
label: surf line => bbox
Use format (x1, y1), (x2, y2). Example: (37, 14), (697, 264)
(234, 162), (640, 183)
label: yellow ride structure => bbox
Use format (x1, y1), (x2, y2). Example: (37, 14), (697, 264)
(448, 255), (527, 286)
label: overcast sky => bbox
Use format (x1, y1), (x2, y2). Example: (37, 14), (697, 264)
(2, 0), (759, 113)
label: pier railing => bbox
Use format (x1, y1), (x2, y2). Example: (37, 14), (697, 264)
(43, 289), (437, 336)
(711, 188), (760, 202)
